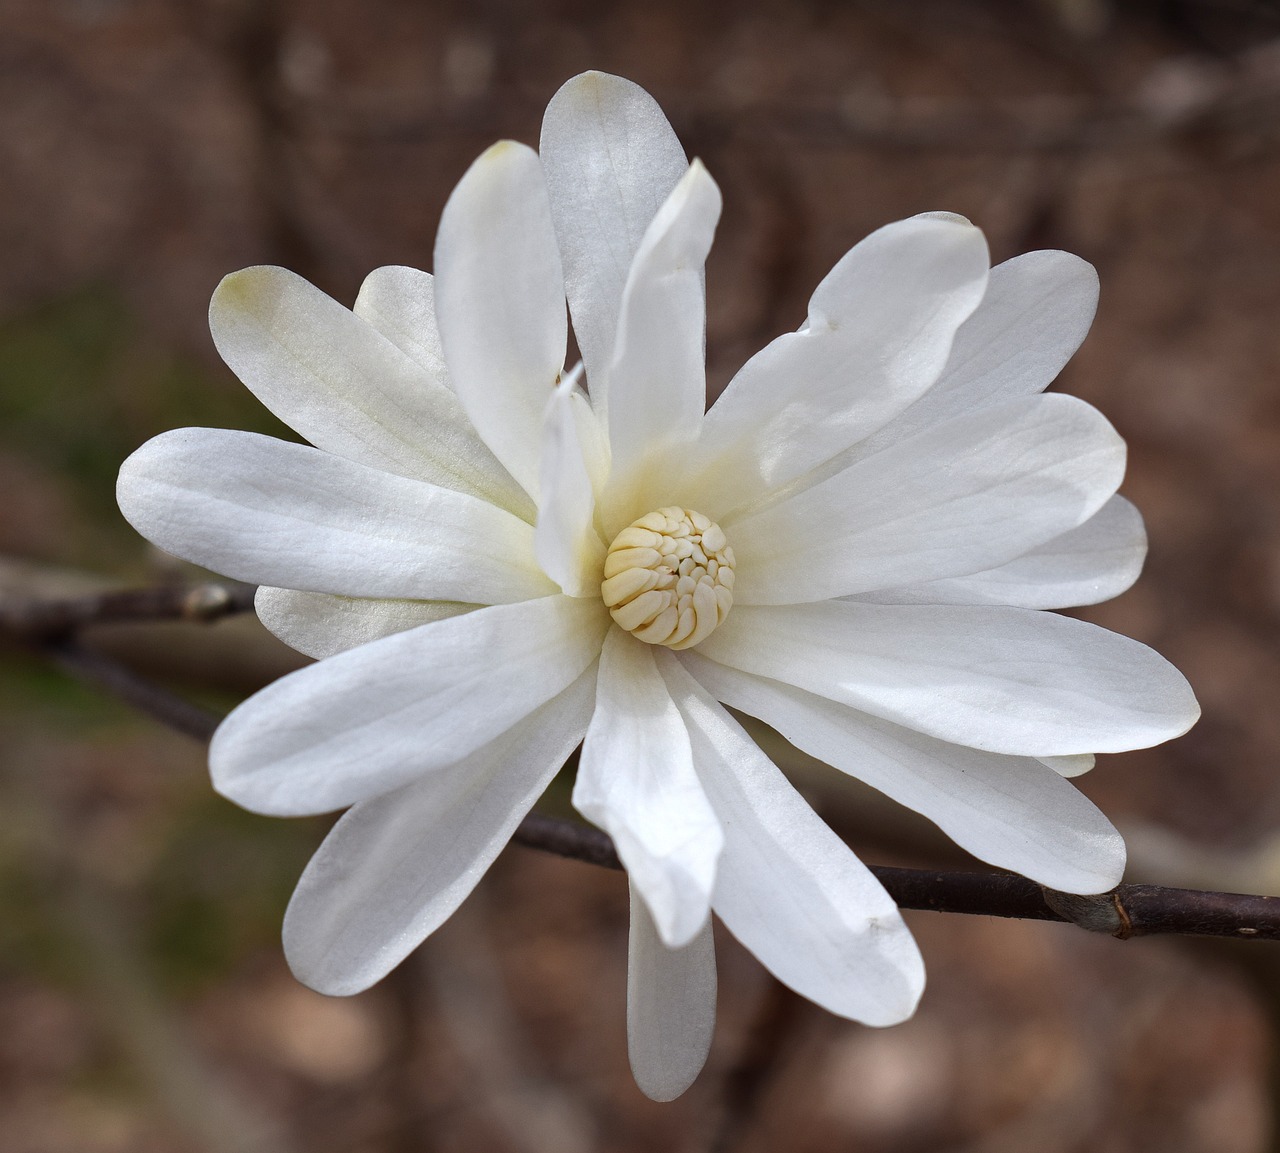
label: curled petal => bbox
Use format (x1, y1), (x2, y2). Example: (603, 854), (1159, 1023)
(603, 160), (722, 521)
(684, 213), (990, 518)
(575, 628), (722, 947)
(540, 71), (689, 409)
(864, 249), (1100, 453)
(535, 375), (606, 597)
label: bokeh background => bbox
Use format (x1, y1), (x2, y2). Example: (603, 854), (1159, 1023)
(4, 0), (1280, 1149)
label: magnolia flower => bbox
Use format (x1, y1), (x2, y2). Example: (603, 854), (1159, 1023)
(117, 71), (1199, 1101)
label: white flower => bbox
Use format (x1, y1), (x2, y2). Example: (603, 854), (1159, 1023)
(116, 71), (1199, 1101)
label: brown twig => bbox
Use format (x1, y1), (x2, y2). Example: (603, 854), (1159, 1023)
(47, 640), (225, 741)
(0, 581), (257, 642)
(513, 813), (1280, 942)
(10, 584), (1280, 945)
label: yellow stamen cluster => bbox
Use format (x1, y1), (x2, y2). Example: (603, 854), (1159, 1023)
(601, 507), (735, 649)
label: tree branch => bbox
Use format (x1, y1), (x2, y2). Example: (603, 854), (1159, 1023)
(0, 581), (257, 642)
(48, 640), (226, 742)
(9, 583), (1280, 945)
(513, 814), (1280, 942)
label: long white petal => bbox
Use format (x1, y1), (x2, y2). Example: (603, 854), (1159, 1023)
(626, 880), (716, 1102)
(863, 249), (1099, 453)
(434, 141), (566, 500)
(575, 629), (721, 947)
(728, 394), (1125, 604)
(535, 376), (606, 597)
(684, 214), (989, 518)
(352, 265), (450, 387)
(657, 653), (923, 1026)
(682, 652), (1125, 893)
(854, 495), (1146, 609)
(698, 601), (1200, 756)
(211, 595), (608, 815)
(117, 428), (557, 604)
(254, 587), (474, 660)
(603, 161), (721, 513)
(282, 666), (596, 995)
(208, 266), (529, 518)
(540, 71), (688, 410)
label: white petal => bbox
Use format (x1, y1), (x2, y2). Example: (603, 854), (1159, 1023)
(211, 595), (608, 815)
(856, 495), (1146, 609)
(865, 249), (1099, 453)
(535, 376), (606, 597)
(1040, 754), (1096, 777)
(698, 601), (1200, 756)
(255, 587), (474, 660)
(657, 652), (923, 1025)
(684, 214), (989, 518)
(117, 428), (557, 603)
(283, 666), (597, 995)
(569, 384), (611, 495)
(434, 141), (566, 500)
(627, 880), (716, 1102)
(603, 161), (722, 513)
(352, 265), (450, 387)
(575, 629), (721, 947)
(540, 71), (689, 408)
(681, 652), (1125, 893)
(208, 266), (529, 518)
(728, 394), (1125, 605)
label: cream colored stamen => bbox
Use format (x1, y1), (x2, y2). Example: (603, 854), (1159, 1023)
(602, 507), (735, 649)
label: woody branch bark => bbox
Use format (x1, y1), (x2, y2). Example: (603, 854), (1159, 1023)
(5, 582), (1279, 944)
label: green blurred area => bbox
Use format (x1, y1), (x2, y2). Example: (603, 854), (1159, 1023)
(0, 289), (321, 1006)
(0, 660), (324, 1002)
(0, 288), (294, 571)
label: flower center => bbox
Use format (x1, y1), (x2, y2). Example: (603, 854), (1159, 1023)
(601, 507), (735, 649)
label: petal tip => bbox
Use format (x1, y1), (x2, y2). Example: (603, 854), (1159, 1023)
(631, 1063), (700, 1103)
(550, 69), (645, 108)
(862, 959), (926, 1028)
(115, 427), (195, 531)
(913, 209), (974, 228)
(1041, 839), (1128, 897)
(659, 906), (712, 951)
(482, 137), (534, 163)
(208, 713), (290, 817)
(210, 264), (290, 316)
(683, 156), (722, 203)
(281, 929), (369, 1000)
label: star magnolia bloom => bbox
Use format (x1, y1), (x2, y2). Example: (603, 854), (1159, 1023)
(117, 72), (1199, 1101)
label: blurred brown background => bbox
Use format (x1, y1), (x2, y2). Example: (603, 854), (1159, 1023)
(4, 0), (1280, 1150)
